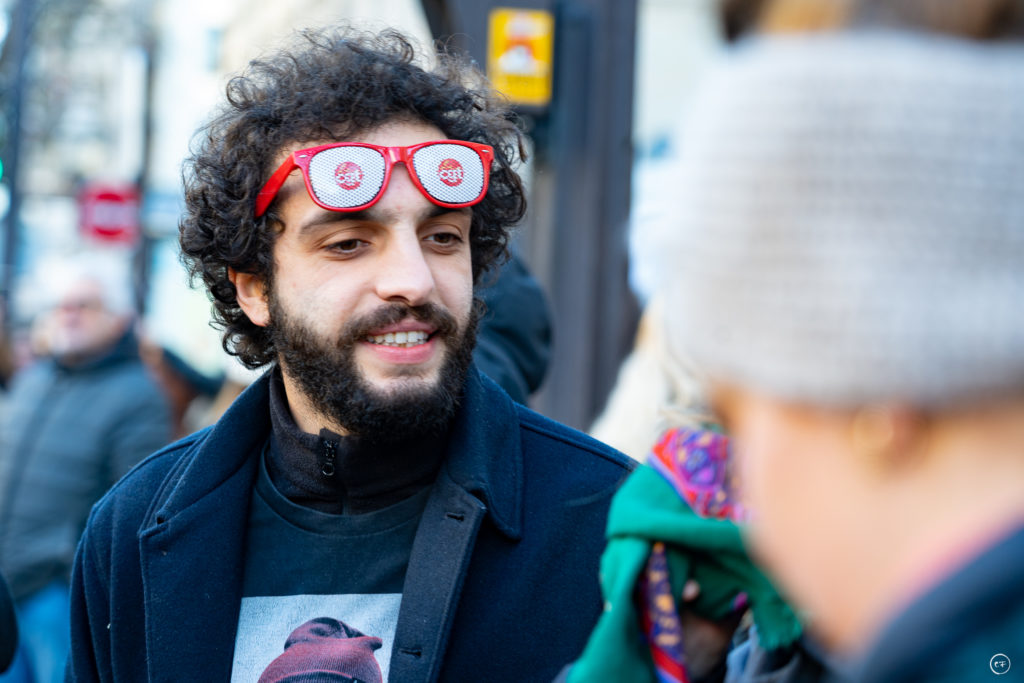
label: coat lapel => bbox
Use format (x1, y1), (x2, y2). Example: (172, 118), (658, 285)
(132, 368), (523, 681)
(442, 368), (524, 539)
(389, 470), (486, 682)
(138, 471), (253, 681)
(388, 368), (526, 682)
(138, 374), (270, 681)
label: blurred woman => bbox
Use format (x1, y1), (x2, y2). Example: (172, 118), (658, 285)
(659, 4), (1024, 679)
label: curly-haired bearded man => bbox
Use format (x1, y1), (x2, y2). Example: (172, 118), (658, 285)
(67, 27), (632, 683)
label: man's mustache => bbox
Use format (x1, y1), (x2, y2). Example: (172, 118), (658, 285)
(337, 303), (459, 348)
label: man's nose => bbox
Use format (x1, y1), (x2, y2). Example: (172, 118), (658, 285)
(373, 232), (436, 306)
(371, 164), (438, 305)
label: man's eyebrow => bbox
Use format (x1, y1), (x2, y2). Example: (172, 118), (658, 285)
(423, 205), (472, 222)
(295, 210), (358, 238)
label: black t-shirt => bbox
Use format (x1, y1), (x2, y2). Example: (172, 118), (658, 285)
(230, 452), (431, 683)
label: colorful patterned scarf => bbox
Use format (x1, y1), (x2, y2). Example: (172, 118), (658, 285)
(569, 427), (801, 683)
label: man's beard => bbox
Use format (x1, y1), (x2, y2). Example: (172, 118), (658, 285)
(268, 292), (478, 444)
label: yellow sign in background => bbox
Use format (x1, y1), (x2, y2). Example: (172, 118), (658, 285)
(487, 8), (555, 108)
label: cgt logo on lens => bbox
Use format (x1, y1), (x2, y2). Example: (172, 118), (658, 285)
(437, 158), (464, 187)
(990, 654), (1011, 675)
(334, 161), (364, 190)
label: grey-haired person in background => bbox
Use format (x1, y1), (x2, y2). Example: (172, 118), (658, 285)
(0, 261), (172, 683)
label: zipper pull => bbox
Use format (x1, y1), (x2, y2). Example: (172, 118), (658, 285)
(321, 439), (337, 477)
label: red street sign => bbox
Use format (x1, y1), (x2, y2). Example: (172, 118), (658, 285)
(79, 184), (140, 243)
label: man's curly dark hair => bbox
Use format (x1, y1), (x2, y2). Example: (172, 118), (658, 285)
(179, 26), (527, 368)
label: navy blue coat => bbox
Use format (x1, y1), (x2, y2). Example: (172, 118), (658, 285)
(853, 523), (1024, 682)
(68, 367), (633, 682)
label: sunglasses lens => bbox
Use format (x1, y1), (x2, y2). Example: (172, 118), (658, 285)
(307, 146), (387, 209)
(411, 143), (487, 206)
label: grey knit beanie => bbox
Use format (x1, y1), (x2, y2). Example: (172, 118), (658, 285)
(659, 32), (1024, 408)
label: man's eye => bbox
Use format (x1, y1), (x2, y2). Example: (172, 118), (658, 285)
(428, 232), (461, 246)
(331, 239), (363, 254)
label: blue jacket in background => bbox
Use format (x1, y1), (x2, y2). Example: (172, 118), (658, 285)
(475, 252), (552, 404)
(69, 366), (633, 682)
(853, 524), (1024, 682)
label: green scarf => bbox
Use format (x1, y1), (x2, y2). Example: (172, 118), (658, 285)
(569, 465), (802, 682)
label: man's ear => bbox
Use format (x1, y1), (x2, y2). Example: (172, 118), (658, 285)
(848, 404), (928, 476)
(228, 268), (270, 327)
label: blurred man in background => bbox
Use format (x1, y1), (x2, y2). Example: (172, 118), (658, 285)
(0, 262), (172, 683)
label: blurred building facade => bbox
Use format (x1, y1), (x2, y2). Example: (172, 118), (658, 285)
(1, 0), (151, 327)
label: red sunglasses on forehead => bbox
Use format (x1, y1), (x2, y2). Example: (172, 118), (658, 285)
(254, 139), (494, 217)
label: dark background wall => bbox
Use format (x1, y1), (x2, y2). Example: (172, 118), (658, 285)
(422, 0), (640, 430)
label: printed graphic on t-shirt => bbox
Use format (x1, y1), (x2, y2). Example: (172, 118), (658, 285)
(230, 593), (401, 682)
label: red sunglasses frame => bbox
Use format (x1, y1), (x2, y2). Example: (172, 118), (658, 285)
(254, 139), (494, 217)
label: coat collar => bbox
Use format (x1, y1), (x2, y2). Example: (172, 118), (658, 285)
(150, 368), (273, 523)
(441, 365), (524, 540)
(138, 373), (272, 681)
(152, 363), (523, 538)
(139, 363), (522, 680)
